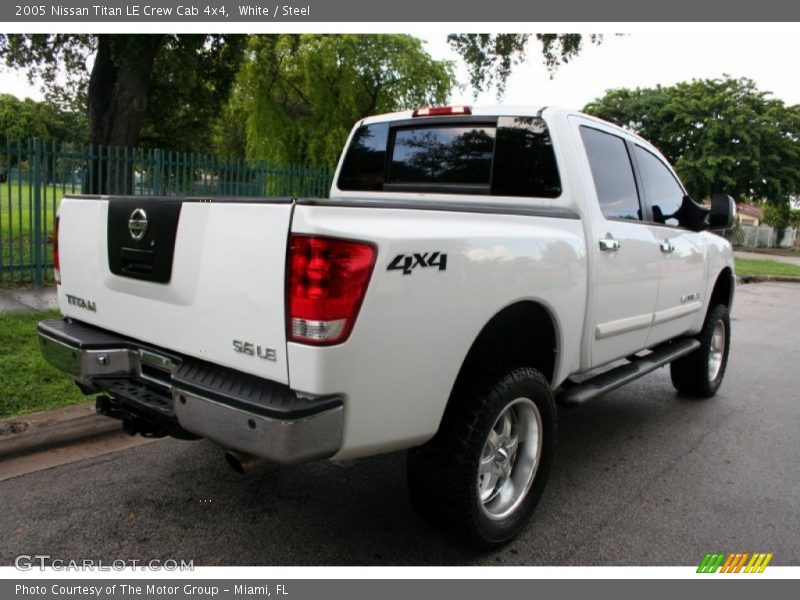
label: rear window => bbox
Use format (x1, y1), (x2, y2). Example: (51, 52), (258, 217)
(337, 116), (561, 198)
(389, 126), (495, 187)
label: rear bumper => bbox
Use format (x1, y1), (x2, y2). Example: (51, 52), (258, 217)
(37, 318), (343, 464)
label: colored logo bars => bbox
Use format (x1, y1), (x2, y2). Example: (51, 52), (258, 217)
(697, 552), (773, 573)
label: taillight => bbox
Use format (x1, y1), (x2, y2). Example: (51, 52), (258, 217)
(412, 105), (472, 117)
(287, 235), (376, 345)
(53, 215), (61, 285)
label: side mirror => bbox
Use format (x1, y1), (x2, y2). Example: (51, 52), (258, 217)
(709, 194), (736, 231)
(674, 195), (710, 232)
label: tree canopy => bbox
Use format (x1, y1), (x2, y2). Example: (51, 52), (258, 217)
(227, 34), (455, 167)
(0, 93), (87, 141)
(448, 34), (602, 95)
(0, 34), (245, 152)
(138, 35), (247, 149)
(584, 77), (800, 206)
(1, 33), (455, 169)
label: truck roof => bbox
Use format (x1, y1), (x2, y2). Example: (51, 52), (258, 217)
(360, 105), (553, 125)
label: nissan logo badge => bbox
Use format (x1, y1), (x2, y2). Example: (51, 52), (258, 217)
(128, 208), (148, 241)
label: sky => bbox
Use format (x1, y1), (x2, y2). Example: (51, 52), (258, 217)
(2, 32), (800, 110)
(423, 32), (800, 109)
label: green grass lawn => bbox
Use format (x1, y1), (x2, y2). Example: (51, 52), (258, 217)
(0, 309), (90, 419)
(734, 257), (800, 278)
(1, 181), (67, 237)
(0, 182), (63, 284)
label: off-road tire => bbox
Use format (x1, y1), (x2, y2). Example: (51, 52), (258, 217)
(670, 303), (731, 398)
(407, 366), (556, 549)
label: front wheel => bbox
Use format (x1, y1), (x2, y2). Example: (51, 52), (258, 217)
(670, 303), (731, 398)
(407, 367), (556, 548)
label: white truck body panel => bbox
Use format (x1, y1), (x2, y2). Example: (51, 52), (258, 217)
(288, 204), (587, 459)
(646, 224), (708, 345)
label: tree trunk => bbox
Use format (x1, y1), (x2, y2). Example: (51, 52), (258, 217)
(85, 34), (165, 194)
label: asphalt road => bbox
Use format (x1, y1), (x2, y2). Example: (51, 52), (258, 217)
(2, 282), (799, 566)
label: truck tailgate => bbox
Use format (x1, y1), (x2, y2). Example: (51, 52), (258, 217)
(56, 196), (293, 384)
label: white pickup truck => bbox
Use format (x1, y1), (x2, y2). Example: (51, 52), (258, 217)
(39, 105), (735, 547)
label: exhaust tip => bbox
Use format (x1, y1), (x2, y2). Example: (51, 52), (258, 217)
(224, 451), (246, 474)
(225, 450), (264, 474)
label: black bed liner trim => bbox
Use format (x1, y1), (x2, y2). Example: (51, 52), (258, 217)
(296, 198), (580, 220)
(171, 360), (342, 420)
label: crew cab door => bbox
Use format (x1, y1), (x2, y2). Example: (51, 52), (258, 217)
(573, 121), (662, 368)
(631, 145), (708, 345)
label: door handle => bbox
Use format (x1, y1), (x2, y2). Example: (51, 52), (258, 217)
(660, 240), (675, 253)
(599, 237), (621, 252)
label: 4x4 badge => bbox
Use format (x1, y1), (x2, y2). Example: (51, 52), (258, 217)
(387, 252), (447, 275)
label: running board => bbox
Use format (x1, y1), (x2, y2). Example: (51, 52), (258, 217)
(557, 338), (701, 408)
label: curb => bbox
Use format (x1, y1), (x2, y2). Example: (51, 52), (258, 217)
(0, 286), (58, 314)
(737, 275), (800, 284)
(0, 401), (121, 460)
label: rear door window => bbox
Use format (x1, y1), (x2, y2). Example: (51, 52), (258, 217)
(580, 126), (642, 221)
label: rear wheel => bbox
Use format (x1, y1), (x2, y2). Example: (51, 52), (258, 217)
(407, 366), (556, 548)
(670, 303), (730, 398)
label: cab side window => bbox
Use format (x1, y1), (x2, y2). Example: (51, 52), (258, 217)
(338, 122), (390, 191)
(580, 126), (642, 221)
(634, 146), (685, 227)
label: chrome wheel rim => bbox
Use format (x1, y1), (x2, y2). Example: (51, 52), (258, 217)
(477, 397), (542, 521)
(708, 319), (726, 381)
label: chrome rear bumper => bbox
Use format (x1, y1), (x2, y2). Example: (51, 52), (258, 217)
(38, 319), (343, 464)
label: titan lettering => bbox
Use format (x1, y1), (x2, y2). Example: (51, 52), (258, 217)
(65, 294), (97, 312)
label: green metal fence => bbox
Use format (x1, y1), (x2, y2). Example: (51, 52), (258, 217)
(0, 136), (333, 286)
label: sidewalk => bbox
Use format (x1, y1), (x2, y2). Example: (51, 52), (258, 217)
(0, 286), (58, 313)
(734, 250), (800, 266)
(0, 401), (159, 482)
